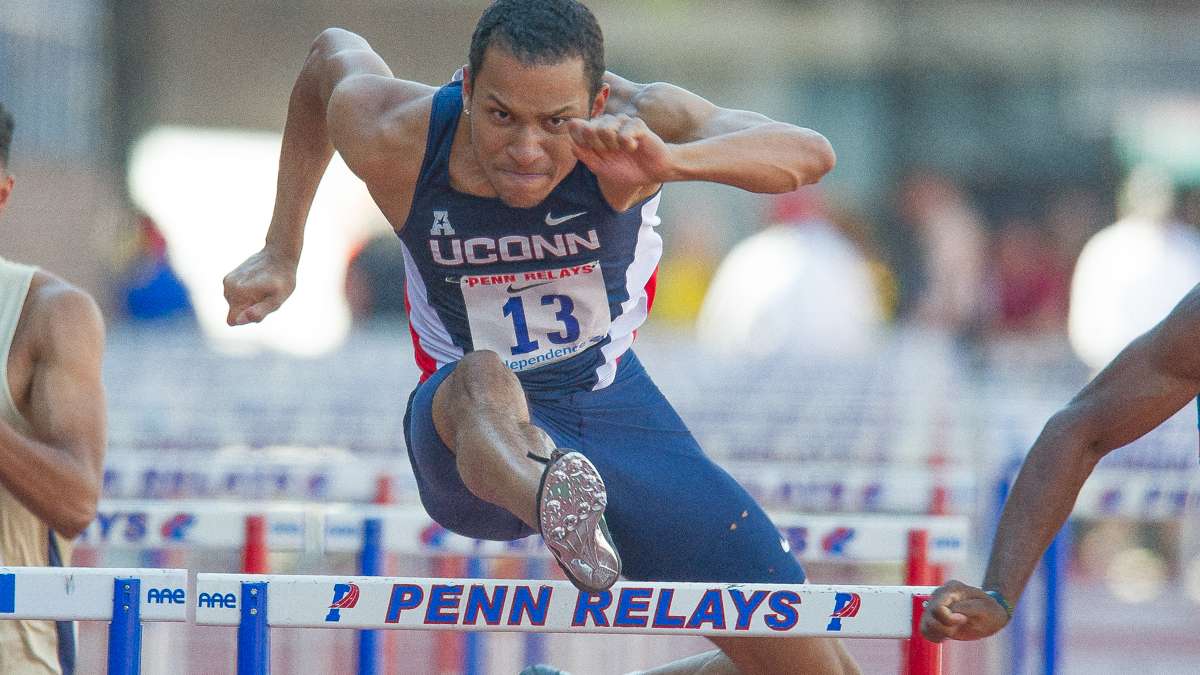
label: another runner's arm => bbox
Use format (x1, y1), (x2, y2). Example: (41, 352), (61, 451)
(983, 288), (1200, 605)
(605, 74), (835, 193)
(266, 28), (427, 261)
(0, 282), (106, 539)
(924, 284), (1200, 643)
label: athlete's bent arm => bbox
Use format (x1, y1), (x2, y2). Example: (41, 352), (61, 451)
(224, 27), (428, 325)
(921, 284), (1200, 642)
(0, 282), (106, 539)
(605, 74), (836, 193)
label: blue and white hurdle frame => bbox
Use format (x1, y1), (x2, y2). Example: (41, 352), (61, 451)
(195, 574), (944, 675)
(0, 566), (188, 675)
(81, 500), (970, 563)
(79, 501), (968, 674)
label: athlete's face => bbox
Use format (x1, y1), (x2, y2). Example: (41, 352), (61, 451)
(464, 46), (607, 209)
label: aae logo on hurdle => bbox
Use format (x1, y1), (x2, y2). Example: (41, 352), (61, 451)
(198, 591), (237, 609)
(146, 587), (186, 605)
(194, 574), (920, 638)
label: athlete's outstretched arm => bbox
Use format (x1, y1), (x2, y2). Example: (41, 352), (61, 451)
(600, 74), (835, 194)
(0, 281), (106, 539)
(224, 28), (428, 325)
(921, 284), (1200, 643)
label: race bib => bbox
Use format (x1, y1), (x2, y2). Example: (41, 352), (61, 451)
(461, 261), (610, 372)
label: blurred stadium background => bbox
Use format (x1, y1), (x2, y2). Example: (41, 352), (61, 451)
(4, 0), (1200, 673)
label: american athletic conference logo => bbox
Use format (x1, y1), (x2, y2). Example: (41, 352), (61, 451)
(325, 583), (361, 622)
(826, 592), (861, 631)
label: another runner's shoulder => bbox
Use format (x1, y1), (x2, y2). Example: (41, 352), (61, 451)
(12, 271), (104, 374)
(327, 75), (438, 184)
(26, 272), (104, 341)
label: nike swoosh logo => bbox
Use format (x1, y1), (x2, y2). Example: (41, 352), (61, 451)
(507, 280), (554, 293)
(544, 211), (587, 227)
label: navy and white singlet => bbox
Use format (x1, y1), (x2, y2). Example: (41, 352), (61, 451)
(397, 80), (662, 394)
(400, 80), (806, 585)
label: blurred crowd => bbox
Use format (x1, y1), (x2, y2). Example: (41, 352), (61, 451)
(685, 164), (1200, 363)
(109, 163), (1200, 366)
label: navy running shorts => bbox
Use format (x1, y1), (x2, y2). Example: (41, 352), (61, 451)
(403, 350), (806, 584)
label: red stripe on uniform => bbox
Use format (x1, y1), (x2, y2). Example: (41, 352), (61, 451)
(644, 266), (659, 312)
(631, 266), (660, 346)
(404, 286), (439, 382)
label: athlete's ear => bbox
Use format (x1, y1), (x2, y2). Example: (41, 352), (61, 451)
(589, 83), (610, 119)
(461, 65), (473, 104)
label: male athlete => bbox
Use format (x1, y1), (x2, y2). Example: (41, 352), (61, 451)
(0, 102), (108, 674)
(920, 284), (1200, 643)
(224, 2), (854, 672)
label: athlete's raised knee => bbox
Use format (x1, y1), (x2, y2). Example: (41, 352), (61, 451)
(451, 350), (521, 401)
(433, 350), (524, 439)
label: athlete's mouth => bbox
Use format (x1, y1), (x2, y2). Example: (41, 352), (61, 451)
(499, 169), (549, 185)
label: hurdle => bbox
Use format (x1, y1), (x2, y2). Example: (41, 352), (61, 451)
(79, 501), (965, 673)
(0, 566), (188, 675)
(80, 500), (970, 564)
(195, 573), (943, 674)
(100, 450), (978, 516)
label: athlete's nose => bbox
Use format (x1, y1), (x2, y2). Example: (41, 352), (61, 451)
(507, 126), (546, 168)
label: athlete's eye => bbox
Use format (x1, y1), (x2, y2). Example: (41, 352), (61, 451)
(490, 109), (509, 122)
(543, 117), (572, 135)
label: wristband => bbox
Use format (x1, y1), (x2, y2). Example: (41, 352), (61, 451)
(984, 589), (1013, 620)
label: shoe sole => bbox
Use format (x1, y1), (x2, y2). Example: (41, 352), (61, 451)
(537, 450), (621, 593)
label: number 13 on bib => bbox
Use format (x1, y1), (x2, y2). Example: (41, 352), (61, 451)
(460, 262), (611, 372)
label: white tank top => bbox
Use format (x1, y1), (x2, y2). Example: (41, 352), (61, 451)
(0, 256), (70, 674)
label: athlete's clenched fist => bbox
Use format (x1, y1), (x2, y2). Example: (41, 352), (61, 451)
(223, 248), (297, 326)
(566, 114), (677, 187)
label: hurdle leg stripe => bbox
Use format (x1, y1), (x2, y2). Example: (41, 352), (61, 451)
(238, 582), (270, 675)
(906, 595), (942, 675)
(107, 577), (142, 675)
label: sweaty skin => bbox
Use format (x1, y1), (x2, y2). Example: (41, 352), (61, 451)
(921, 284), (1200, 643)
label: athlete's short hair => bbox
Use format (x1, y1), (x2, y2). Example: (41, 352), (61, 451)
(0, 102), (13, 170)
(469, 0), (605, 98)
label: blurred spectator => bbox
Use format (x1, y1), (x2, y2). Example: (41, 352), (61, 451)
(344, 233), (407, 325)
(1179, 184), (1200, 229)
(116, 212), (193, 322)
(987, 217), (1070, 335)
(695, 187), (885, 358)
(893, 172), (988, 337)
(651, 210), (719, 327)
(1044, 188), (1106, 272)
(827, 204), (900, 322)
(1069, 164), (1200, 370)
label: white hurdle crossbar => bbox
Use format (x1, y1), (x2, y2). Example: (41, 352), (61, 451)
(0, 566), (188, 675)
(83, 500), (969, 563)
(196, 574), (944, 674)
